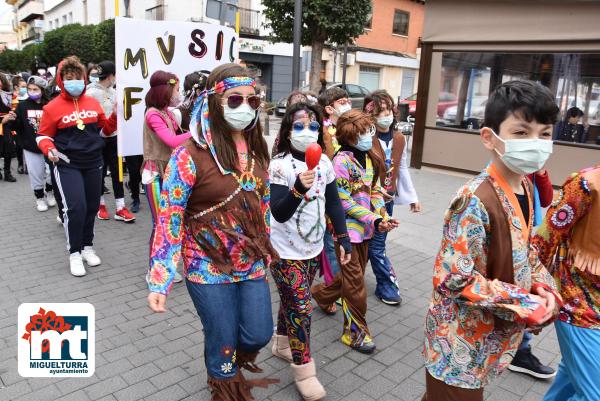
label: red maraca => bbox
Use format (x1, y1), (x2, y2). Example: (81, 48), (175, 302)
(305, 143), (322, 170)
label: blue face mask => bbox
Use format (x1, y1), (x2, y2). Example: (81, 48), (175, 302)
(18, 87), (27, 97)
(63, 80), (85, 97)
(354, 134), (373, 151)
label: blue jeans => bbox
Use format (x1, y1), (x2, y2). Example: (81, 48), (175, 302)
(324, 229), (340, 276)
(543, 321), (600, 401)
(186, 277), (273, 379)
(518, 331), (532, 351)
(368, 201), (401, 301)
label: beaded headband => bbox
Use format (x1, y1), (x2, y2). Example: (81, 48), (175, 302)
(190, 76), (257, 175)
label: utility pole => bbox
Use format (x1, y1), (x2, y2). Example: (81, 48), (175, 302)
(291, 0), (302, 90)
(341, 43), (348, 85)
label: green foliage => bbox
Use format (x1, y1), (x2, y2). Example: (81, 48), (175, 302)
(63, 24), (95, 65)
(262, 0), (372, 45)
(0, 19), (116, 73)
(93, 19), (115, 62)
(42, 24), (82, 66)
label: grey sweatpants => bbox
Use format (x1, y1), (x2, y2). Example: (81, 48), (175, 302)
(23, 149), (52, 193)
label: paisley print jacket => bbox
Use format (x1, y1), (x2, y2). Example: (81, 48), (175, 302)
(423, 165), (558, 389)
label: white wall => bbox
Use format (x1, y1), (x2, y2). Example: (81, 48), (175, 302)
(44, 0), (83, 31)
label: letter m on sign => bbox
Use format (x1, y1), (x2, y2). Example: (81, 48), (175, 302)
(30, 326), (88, 360)
(124, 48), (148, 79)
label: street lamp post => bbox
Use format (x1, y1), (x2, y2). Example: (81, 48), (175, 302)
(291, 0), (302, 90)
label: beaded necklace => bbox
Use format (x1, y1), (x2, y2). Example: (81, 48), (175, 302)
(189, 156), (258, 219)
(284, 154), (326, 251)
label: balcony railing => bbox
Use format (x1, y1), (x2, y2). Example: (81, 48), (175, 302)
(18, 0), (43, 23)
(238, 7), (260, 36)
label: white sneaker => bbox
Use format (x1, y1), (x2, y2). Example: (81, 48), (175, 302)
(173, 271), (183, 283)
(82, 247), (101, 267)
(46, 193), (56, 207)
(36, 199), (48, 212)
(69, 253), (86, 277)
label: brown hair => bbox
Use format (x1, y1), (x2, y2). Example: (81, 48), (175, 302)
(206, 63), (269, 172)
(318, 86), (348, 115)
(364, 89), (394, 116)
(60, 56), (86, 80)
(336, 109), (386, 182)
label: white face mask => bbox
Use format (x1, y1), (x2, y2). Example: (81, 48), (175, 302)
(376, 115), (394, 130)
(334, 103), (351, 117)
(492, 130), (553, 175)
(290, 128), (319, 152)
(169, 92), (182, 107)
(223, 103), (256, 130)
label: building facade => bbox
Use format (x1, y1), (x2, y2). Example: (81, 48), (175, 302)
(316, 0), (424, 101)
(411, 0), (599, 182)
(5, 0), (44, 49)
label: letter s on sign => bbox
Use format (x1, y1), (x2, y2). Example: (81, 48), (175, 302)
(189, 29), (207, 58)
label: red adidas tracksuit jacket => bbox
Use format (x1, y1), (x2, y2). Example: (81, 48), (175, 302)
(37, 68), (117, 169)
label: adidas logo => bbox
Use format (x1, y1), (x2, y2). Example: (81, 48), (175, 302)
(62, 110), (99, 124)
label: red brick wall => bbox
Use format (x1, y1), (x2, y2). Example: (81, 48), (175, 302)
(355, 0), (424, 57)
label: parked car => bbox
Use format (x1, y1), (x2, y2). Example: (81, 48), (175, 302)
(275, 83), (370, 116)
(443, 96), (488, 126)
(399, 92), (458, 117)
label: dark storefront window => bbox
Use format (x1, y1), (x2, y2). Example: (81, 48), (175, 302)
(435, 52), (600, 148)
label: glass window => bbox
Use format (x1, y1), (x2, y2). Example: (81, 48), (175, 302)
(392, 10), (410, 36)
(346, 84), (364, 97)
(434, 52), (600, 147)
(365, 10), (373, 29)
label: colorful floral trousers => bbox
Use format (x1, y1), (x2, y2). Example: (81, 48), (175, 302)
(271, 257), (320, 365)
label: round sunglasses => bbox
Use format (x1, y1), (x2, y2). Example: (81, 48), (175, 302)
(222, 94), (261, 110)
(293, 121), (320, 132)
(362, 125), (376, 137)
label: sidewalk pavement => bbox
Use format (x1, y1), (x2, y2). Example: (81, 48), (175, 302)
(0, 127), (560, 401)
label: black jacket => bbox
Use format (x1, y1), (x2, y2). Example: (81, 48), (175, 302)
(8, 98), (45, 154)
(553, 121), (588, 143)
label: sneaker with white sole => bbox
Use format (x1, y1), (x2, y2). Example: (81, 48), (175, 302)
(82, 247), (101, 267)
(36, 199), (48, 212)
(56, 215), (63, 225)
(115, 207), (136, 223)
(69, 253), (86, 276)
(46, 193), (57, 207)
(173, 271), (183, 283)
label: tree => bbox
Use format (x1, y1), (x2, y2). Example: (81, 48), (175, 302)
(263, 0), (372, 91)
(93, 19), (115, 62)
(63, 24), (95, 65)
(42, 24), (82, 66)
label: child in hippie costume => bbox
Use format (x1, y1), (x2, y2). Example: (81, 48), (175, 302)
(147, 64), (278, 401)
(364, 90), (421, 306)
(533, 165), (600, 401)
(312, 110), (399, 354)
(269, 102), (351, 401)
(422, 81), (562, 401)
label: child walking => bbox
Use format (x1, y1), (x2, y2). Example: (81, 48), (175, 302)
(534, 164), (600, 401)
(269, 102), (351, 400)
(422, 80), (562, 400)
(1, 76), (56, 211)
(363, 90), (421, 306)
(312, 110), (398, 353)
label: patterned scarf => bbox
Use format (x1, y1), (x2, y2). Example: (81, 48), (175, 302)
(189, 76), (256, 175)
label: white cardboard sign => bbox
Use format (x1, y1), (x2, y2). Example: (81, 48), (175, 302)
(115, 17), (238, 156)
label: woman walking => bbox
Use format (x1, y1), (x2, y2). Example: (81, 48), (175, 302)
(147, 63), (278, 400)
